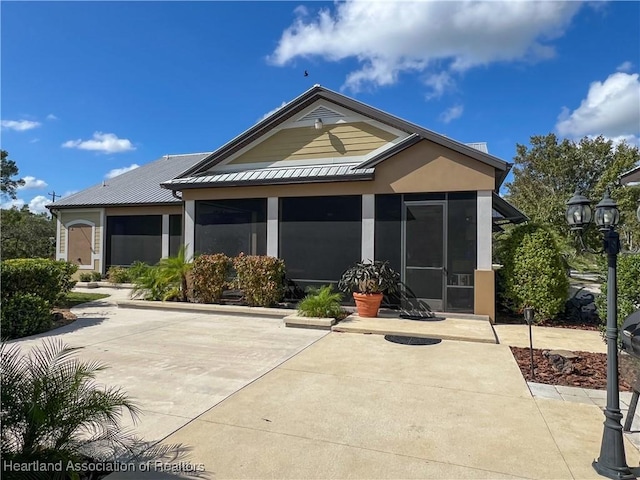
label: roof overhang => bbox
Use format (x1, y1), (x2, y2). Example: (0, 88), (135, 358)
(620, 165), (640, 185)
(492, 193), (528, 225)
(161, 163), (375, 190)
(178, 85), (511, 188)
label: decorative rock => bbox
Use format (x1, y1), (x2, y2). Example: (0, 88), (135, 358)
(543, 349), (579, 374)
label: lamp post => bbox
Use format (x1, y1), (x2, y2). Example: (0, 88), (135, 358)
(566, 187), (634, 480)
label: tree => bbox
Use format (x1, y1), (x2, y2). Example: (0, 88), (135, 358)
(506, 134), (640, 251)
(1, 206), (56, 259)
(0, 150), (25, 200)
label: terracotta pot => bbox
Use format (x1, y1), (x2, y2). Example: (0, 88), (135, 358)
(353, 292), (383, 318)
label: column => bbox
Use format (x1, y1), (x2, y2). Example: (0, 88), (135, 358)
(184, 200), (195, 260)
(161, 214), (170, 258)
(362, 194), (375, 261)
(267, 197), (279, 257)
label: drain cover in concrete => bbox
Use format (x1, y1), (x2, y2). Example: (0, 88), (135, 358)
(384, 335), (442, 346)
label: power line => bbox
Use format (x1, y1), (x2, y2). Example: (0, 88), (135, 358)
(48, 191), (60, 202)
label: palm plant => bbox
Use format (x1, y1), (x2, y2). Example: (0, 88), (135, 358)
(297, 285), (344, 318)
(156, 245), (193, 302)
(1, 339), (139, 478)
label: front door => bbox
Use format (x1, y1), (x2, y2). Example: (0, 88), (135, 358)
(403, 202), (445, 311)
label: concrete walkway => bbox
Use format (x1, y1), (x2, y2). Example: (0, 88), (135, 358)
(10, 287), (326, 443)
(108, 332), (638, 479)
(13, 288), (640, 479)
(494, 324), (606, 353)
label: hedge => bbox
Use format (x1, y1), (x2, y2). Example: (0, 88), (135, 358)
(596, 253), (640, 330)
(1, 258), (77, 305)
(192, 254), (231, 304)
(496, 223), (569, 321)
(1, 293), (52, 339)
(232, 254), (285, 307)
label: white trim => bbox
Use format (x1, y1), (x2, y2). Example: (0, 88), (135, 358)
(477, 191), (493, 270)
(362, 194), (375, 261)
(99, 208), (106, 274)
(184, 200), (195, 260)
(267, 197), (279, 257)
(55, 215), (64, 261)
(64, 219), (96, 269)
(209, 99), (409, 173)
(161, 214), (170, 258)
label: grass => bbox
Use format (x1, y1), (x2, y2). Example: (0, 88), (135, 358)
(56, 291), (109, 309)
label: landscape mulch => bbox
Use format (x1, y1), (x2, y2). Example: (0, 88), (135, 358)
(510, 346), (632, 392)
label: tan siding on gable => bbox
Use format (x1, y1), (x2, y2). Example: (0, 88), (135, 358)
(60, 226), (66, 254)
(229, 122), (399, 165)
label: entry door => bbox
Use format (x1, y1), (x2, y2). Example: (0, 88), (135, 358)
(403, 202), (445, 311)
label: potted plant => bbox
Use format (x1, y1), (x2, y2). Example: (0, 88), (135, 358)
(338, 260), (400, 317)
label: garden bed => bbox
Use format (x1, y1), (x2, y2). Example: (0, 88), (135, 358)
(510, 346), (632, 391)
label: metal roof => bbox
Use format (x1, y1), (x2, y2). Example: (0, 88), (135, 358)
(48, 152), (210, 209)
(492, 193), (529, 224)
(179, 85), (511, 188)
(161, 163), (375, 190)
(620, 165), (640, 185)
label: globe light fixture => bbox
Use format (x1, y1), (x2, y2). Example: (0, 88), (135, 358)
(565, 188), (592, 231)
(594, 188), (620, 231)
(566, 186), (634, 479)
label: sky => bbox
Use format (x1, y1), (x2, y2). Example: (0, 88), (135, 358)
(1, 1), (639, 214)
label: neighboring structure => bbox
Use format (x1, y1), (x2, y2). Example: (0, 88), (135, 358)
(49, 85), (527, 319)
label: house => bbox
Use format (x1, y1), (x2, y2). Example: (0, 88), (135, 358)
(48, 85), (527, 320)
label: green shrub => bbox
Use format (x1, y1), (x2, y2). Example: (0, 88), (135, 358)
(156, 246), (192, 302)
(496, 223), (569, 322)
(596, 253), (640, 331)
(79, 272), (92, 282)
(192, 253), (231, 303)
(107, 266), (131, 284)
(91, 270), (103, 282)
(232, 254), (285, 307)
(1, 293), (51, 339)
(298, 285), (343, 318)
(130, 264), (169, 301)
(0, 258), (77, 305)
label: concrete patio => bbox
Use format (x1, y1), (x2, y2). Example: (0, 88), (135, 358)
(10, 287), (640, 479)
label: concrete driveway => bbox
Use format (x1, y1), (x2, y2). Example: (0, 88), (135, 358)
(10, 287), (327, 442)
(115, 332), (640, 480)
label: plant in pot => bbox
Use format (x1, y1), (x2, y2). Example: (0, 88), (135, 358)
(338, 260), (400, 317)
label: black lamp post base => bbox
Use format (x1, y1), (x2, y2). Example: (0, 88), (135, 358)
(592, 459), (637, 480)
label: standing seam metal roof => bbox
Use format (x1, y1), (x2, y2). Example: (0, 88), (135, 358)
(48, 152), (210, 209)
(161, 163), (375, 189)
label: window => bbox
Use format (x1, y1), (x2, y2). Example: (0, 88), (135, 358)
(195, 199), (266, 257)
(279, 196), (361, 290)
(106, 215), (162, 268)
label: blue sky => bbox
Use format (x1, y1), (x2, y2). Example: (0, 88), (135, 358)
(2, 1), (639, 214)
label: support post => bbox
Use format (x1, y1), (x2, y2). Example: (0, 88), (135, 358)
(593, 228), (634, 479)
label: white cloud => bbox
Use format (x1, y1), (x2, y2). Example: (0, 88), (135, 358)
(62, 132), (135, 153)
(1, 198), (25, 210)
(105, 164), (140, 179)
(258, 101), (288, 122)
(18, 176), (48, 190)
(617, 61), (633, 73)
(28, 195), (50, 215)
(440, 104), (464, 124)
(29, 138), (40, 144)
(1, 195), (50, 215)
(424, 72), (455, 99)
(1, 119), (41, 131)
(556, 72), (640, 144)
(269, 1), (582, 92)
(46, 113), (58, 120)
